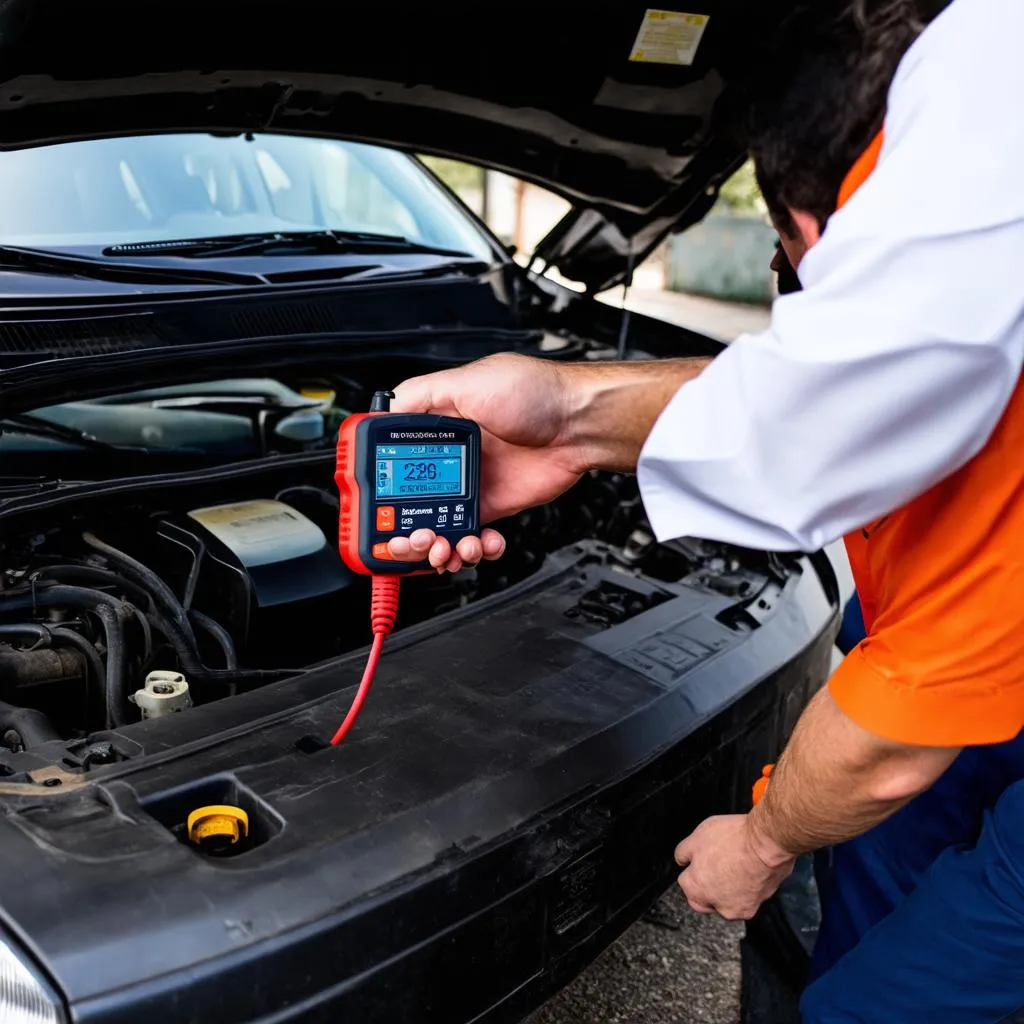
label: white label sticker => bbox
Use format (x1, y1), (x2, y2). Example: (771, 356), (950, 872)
(629, 10), (709, 66)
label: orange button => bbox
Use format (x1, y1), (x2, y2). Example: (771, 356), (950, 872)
(376, 505), (395, 531)
(371, 542), (395, 560)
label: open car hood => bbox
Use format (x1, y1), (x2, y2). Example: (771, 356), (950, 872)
(0, 0), (812, 293)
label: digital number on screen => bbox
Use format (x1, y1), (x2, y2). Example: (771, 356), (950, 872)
(375, 443), (466, 498)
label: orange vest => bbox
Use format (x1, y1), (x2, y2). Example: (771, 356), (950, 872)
(829, 130), (1024, 747)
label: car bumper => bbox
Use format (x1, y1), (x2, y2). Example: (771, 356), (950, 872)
(0, 547), (837, 1024)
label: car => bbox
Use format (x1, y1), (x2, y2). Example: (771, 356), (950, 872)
(0, 2), (841, 1022)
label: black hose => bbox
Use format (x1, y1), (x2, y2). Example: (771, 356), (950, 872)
(49, 626), (106, 703)
(83, 590), (288, 686)
(38, 562), (193, 671)
(3, 582), (297, 698)
(0, 623), (51, 647)
(188, 610), (238, 670)
(0, 701), (60, 749)
(0, 585), (128, 729)
(0, 620), (107, 731)
(70, 592), (294, 686)
(33, 563), (150, 606)
(81, 532), (199, 651)
(132, 606), (153, 663)
(35, 561), (197, 669)
(34, 564), (154, 662)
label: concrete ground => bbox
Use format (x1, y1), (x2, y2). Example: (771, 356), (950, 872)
(529, 892), (744, 1024)
(531, 286), (854, 1024)
(612, 281), (774, 344)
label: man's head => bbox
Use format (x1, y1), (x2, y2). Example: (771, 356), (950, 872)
(747, 0), (924, 269)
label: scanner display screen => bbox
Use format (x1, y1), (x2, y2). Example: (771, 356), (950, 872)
(375, 443), (466, 498)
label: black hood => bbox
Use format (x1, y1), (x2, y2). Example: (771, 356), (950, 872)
(0, 0), (810, 292)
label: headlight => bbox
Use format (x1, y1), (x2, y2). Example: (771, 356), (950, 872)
(0, 934), (63, 1024)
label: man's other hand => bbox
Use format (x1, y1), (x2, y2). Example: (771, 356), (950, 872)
(674, 814), (795, 921)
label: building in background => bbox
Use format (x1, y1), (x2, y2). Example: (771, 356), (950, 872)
(420, 156), (775, 306)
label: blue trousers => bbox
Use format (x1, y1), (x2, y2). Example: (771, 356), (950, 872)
(802, 594), (1024, 1022)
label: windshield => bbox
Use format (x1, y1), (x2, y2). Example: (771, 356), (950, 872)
(0, 133), (494, 258)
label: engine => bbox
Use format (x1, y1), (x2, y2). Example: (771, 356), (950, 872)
(0, 462), (775, 753)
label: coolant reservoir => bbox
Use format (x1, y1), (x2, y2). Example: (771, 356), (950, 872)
(131, 670), (192, 719)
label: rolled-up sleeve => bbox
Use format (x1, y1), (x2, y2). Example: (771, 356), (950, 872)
(637, 0), (1024, 551)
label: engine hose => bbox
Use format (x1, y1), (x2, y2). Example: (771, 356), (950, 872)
(188, 610), (238, 670)
(133, 604), (294, 685)
(0, 585), (129, 729)
(0, 621), (105, 727)
(34, 564), (160, 664)
(5, 583), (295, 700)
(0, 701), (61, 749)
(34, 563), (150, 607)
(81, 533), (199, 651)
(0, 623), (52, 648)
(48, 626), (106, 697)
(101, 595), (295, 686)
(131, 606), (153, 663)
(41, 564), (233, 675)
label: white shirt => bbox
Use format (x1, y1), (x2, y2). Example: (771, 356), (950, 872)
(636, 0), (1024, 552)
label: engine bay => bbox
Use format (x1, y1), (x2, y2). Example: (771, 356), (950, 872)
(0, 367), (789, 778)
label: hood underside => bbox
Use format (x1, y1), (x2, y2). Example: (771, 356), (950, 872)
(0, 0), (810, 291)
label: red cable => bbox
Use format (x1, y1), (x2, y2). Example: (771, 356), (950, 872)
(330, 575), (400, 746)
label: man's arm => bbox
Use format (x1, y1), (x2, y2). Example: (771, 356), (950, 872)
(750, 687), (959, 856)
(563, 357), (711, 471)
(673, 686), (960, 920)
(388, 354), (709, 569)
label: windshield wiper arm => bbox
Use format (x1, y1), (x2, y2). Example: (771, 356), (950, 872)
(104, 230), (474, 260)
(0, 244), (260, 286)
(0, 414), (152, 453)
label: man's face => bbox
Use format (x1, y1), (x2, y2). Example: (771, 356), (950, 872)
(771, 240), (802, 296)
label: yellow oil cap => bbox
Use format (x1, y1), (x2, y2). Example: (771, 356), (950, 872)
(300, 388), (336, 409)
(187, 805), (249, 849)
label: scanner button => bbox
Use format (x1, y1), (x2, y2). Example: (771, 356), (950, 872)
(376, 506), (395, 531)
(372, 542), (395, 560)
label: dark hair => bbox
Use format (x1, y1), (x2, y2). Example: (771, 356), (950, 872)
(746, 0), (924, 233)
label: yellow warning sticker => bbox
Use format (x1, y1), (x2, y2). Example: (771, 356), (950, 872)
(629, 10), (709, 66)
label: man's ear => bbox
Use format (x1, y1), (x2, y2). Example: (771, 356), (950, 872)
(788, 208), (821, 249)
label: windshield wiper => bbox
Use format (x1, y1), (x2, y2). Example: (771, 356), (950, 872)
(0, 244), (259, 286)
(0, 414), (152, 453)
(104, 230), (475, 261)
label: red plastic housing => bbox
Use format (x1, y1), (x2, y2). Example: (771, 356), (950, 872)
(335, 411), (374, 575)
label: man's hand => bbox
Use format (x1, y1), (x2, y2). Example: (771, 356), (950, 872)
(674, 814), (796, 920)
(388, 351), (710, 571)
(674, 688), (960, 922)
(388, 352), (584, 571)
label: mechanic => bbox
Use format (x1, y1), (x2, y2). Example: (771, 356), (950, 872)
(385, 0), (1024, 1019)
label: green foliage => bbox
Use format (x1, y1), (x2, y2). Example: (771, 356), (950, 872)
(715, 160), (768, 218)
(418, 156), (484, 197)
